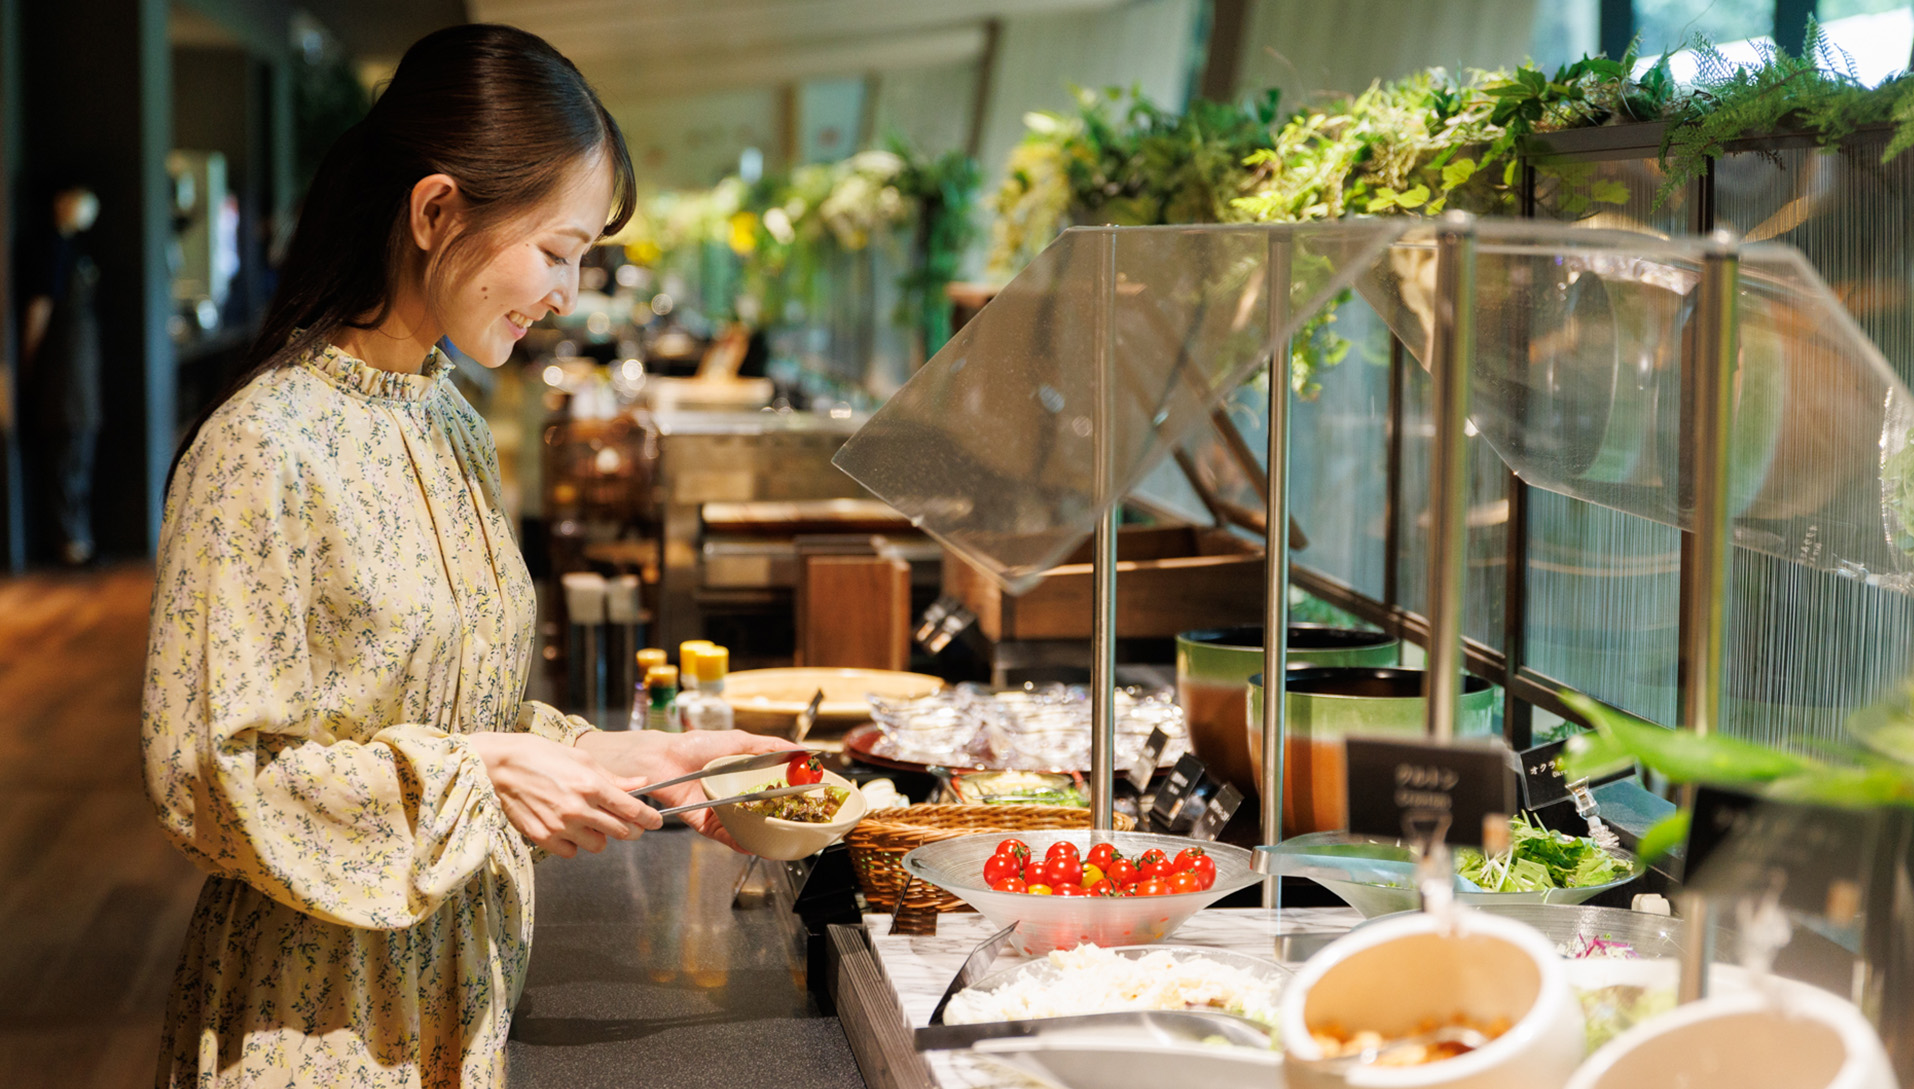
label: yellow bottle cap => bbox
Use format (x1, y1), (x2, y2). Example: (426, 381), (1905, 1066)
(679, 639), (714, 669)
(692, 645), (729, 682)
(636, 648), (668, 671)
(645, 664), (678, 686)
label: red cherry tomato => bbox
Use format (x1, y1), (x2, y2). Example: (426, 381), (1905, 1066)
(1087, 878), (1115, 897)
(1085, 842), (1120, 871)
(1137, 848), (1169, 869)
(1137, 877), (1170, 897)
(997, 838), (1032, 864)
(1043, 856), (1083, 889)
(1044, 841), (1081, 865)
(1001, 877), (1027, 894)
(785, 752), (824, 786)
(1186, 851), (1217, 890)
(1140, 858), (1174, 881)
(1170, 847), (1198, 873)
(1023, 860), (1046, 886)
(1053, 882), (1086, 897)
(1106, 858), (1140, 888)
(983, 852), (1019, 887)
(1168, 871), (1202, 895)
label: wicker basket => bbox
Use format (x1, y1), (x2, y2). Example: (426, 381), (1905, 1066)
(846, 805), (1136, 932)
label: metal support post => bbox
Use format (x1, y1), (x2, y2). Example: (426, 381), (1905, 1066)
(1261, 231), (1293, 906)
(1090, 230), (1119, 830)
(1677, 232), (1740, 1004)
(1425, 213), (1478, 742)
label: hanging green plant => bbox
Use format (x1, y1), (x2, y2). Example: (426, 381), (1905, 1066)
(889, 141), (981, 360)
(1658, 22), (1914, 201)
(987, 85), (1282, 279)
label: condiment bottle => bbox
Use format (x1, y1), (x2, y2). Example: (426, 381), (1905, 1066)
(678, 639), (714, 696)
(680, 645), (734, 731)
(628, 648), (670, 729)
(645, 664), (681, 732)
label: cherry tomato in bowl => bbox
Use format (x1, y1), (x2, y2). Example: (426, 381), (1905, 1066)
(785, 752), (825, 786)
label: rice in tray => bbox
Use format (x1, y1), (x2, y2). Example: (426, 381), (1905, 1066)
(942, 944), (1282, 1026)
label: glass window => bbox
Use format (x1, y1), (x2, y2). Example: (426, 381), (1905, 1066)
(1531, 0), (1601, 71)
(1818, 2), (1913, 85)
(1633, 0), (1774, 56)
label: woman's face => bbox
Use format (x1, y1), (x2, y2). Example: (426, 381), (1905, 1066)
(439, 153), (614, 368)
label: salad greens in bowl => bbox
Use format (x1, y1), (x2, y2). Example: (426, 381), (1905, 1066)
(1262, 816), (1643, 917)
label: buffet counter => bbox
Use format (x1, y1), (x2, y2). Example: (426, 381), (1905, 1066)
(507, 823), (867, 1089)
(830, 907), (1361, 1089)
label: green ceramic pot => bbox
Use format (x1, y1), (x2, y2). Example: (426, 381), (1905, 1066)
(1176, 625), (1399, 800)
(1247, 667), (1496, 836)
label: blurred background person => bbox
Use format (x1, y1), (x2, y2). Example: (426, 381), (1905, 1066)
(16, 183), (103, 566)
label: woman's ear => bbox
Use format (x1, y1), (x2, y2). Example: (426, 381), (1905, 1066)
(407, 173), (466, 252)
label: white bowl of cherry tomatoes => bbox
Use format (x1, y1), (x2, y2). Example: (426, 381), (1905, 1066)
(899, 830), (1261, 954)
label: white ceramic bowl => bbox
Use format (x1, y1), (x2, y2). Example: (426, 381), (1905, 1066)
(1563, 984), (1896, 1089)
(698, 754), (869, 861)
(1281, 911), (1585, 1089)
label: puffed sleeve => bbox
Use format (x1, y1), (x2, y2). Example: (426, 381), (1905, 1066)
(518, 700), (597, 745)
(141, 414), (509, 930)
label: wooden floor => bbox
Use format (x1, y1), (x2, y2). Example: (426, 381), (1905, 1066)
(0, 565), (203, 1088)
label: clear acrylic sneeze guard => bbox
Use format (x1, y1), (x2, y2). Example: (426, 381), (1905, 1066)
(836, 218), (1914, 599)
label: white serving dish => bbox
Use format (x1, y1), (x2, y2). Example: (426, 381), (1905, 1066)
(1563, 983), (1896, 1089)
(1281, 910), (1585, 1089)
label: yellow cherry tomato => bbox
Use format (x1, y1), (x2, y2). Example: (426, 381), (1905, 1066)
(1080, 864), (1104, 888)
(1027, 883), (1054, 896)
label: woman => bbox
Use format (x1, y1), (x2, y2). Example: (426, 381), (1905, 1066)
(141, 25), (789, 1087)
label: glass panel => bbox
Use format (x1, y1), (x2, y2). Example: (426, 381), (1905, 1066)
(1288, 301), (1392, 602)
(1526, 490), (1683, 724)
(1710, 137), (1914, 749)
(833, 220), (1411, 592)
(1355, 219), (1914, 591)
(1523, 157), (1691, 726)
(1394, 355), (1512, 652)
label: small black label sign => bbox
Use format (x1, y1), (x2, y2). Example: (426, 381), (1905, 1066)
(1519, 739), (1573, 810)
(1149, 754), (1209, 832)
(1125, 726), (1172, 791)
(1188, 783), (1244, 842)
(1683, 786), (1895, 924)
(1344, 736), (1517, 847)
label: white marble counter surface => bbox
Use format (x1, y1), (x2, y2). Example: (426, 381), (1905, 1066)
(865, 907), (1363, 1088)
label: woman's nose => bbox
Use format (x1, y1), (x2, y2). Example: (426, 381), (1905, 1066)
(548, 273), (577, 316)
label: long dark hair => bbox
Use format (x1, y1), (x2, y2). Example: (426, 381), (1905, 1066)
(172, 23), (635, 481)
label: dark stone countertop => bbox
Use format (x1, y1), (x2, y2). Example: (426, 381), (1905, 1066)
(507, 823), (868, 1089)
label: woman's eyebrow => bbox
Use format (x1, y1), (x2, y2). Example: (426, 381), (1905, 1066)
(555, 226), (594, 244)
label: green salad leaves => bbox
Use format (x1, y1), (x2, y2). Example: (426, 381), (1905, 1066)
(1455, 814), (1629, 892)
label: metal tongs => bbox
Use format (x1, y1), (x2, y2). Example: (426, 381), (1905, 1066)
(1567, 777), (1621, 853)
(629, 748), (825, 816)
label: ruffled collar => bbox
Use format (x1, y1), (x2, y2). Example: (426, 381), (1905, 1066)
(301, 339), (454, 402)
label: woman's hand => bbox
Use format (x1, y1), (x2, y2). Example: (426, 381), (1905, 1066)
(467, 731), (662, 858)
(574, 730), (799, 851)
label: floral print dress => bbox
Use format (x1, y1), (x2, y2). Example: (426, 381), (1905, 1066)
(141, 342), (589, 1087)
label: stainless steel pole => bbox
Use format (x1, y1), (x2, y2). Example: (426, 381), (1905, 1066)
(1677, 232), (1740, 1004)
(1090, 230), (1119, 831)
(1425, 213), (1477, 742)
(1261, 231), (1293, 906)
